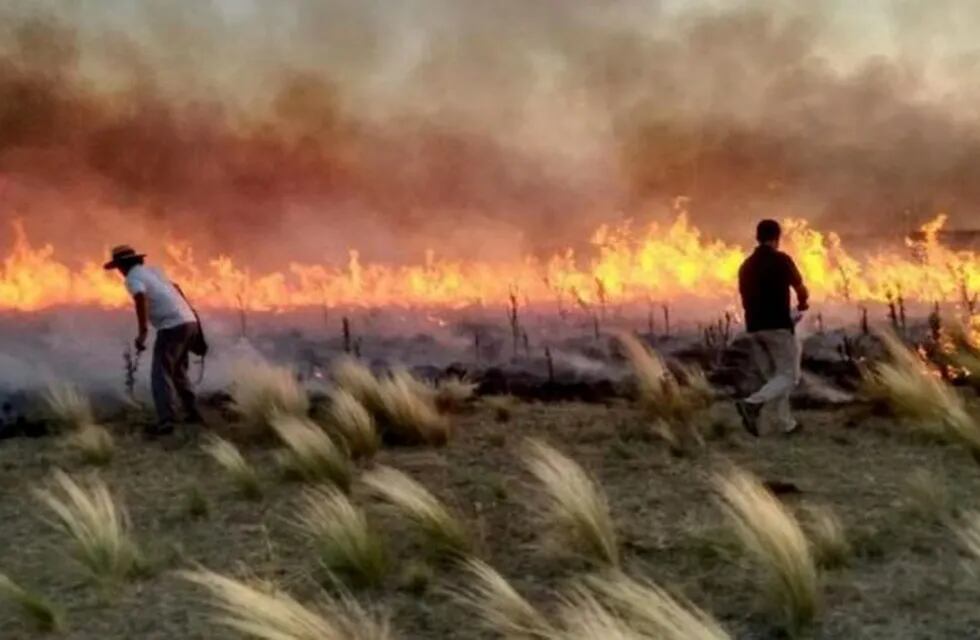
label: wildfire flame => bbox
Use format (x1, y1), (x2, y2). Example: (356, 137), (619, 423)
(1, 214), (978, 318)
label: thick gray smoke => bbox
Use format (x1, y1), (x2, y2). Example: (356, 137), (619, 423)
(1, 0), (978, 270)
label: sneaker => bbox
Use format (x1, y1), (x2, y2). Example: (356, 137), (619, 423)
(735, 400), (762, 437)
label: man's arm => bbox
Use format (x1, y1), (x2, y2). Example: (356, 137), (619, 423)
(133, 292), (149, 351)
(787, 257), (809, 311)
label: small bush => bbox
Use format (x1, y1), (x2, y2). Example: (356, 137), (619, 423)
(272, 416), (352, 490)
(201, 435), (262, 500)
(0, 572), (64, 632)
(522, 439), (619, 566)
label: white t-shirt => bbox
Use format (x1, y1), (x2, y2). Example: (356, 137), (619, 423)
(124, 265), (197, 330)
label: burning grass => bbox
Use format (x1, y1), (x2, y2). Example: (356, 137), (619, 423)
(522, 439), (619, 567)
(201, 435), (263, 500)
(231, 360), (310, 434)
(326, 388), (380, 460)
(714, 467), (819, 635)
(0, 572), (64, 633)
(295, 486), (388, 587)
(271, 415), (352, 490)
(181, 568), (393, 640)
(452, 558), (554, 639)
(361, 465), (472, 559)
(34, 470), (142, 584)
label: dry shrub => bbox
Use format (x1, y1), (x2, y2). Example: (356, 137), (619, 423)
(376, 369), (450, 446)
(453, 559), (554, 639)
(66, 424), (115, 466)
(296, 487), (388, 586)
(436, 376), (478, 413)
(34, 470), (141, 583)
(586, 572), (731, 640)
(231, 360), (309, 432)
(272, 415), (352, 490)
(616, 332), (712, 426)
(362, 465), (472, 558)
(332, 358), (384, 414)
(0, 572), (64, 632)
(327, 388), (380, 460)
(522, 439), (619, 566)
(803, 505), (851, 569)
(201, 435), (262, 500)
(43, 381), (94, 430)
(905, 468), (951, 522)
(714, 467), (819, 635)
(181, 568), (393, 640)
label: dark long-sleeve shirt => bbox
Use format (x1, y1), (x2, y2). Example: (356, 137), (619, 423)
(738, 245), (809, 333)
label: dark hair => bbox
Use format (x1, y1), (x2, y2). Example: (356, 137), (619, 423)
(756, 219), (782, 243)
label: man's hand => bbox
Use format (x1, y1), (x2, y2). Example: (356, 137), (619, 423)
(135, 331), (148, 352)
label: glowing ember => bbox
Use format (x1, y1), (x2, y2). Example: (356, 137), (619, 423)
(1, 214), (977, 316)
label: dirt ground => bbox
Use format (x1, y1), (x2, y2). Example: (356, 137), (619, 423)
(2, 398), (980, 639)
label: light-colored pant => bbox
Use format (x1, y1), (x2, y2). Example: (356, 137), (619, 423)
(745, 329), (802, 432)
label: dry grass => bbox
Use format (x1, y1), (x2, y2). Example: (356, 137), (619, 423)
(558, 589), (645, 640)
(295, 486), (388, 586)
(484, 395), (517, 423)
(362, 465), (472, 558)
(586, 572), (731, 640)
(66, 424), (115, 466)
(34, 470), (141, 583)
(436, 376), (478, 413)
(714, 467), (819, 635)
(905, 468), (951, 522)
(377, 369), (450, 446)
(803, 505), (851, 569)
(522, 439), (619, 566)
(0, 572), (64, 632)
(955, 511), (980, 568)
(327, 388), (380, 459)
(231, 360), (309, 432)
(201, 435), (262, 500)
(272, 415), (352, 490)
(332, 358), (385, 414)
(43, 380), (94, 430)
(452, 558), (554, 639)
(181, 568), (393, 640)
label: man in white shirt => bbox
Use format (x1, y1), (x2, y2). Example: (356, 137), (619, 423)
(104, 245), (202, 436)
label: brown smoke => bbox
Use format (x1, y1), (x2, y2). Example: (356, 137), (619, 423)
(0, 1), (978, 269)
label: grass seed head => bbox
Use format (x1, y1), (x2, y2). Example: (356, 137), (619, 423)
(231, 360), (309, 432)
(43, 381), (94, 431)
(377, 370), (450, 446)
(452, 559), (553, 639)
(0, 573), (64, 632)
(332, 358), (384, 414)
(327, 388), (380, 459)
(201, 435), (262, 499)
(272, 415), (352, 490)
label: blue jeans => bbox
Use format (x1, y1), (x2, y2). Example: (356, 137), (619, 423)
(151, 322), (199, 425)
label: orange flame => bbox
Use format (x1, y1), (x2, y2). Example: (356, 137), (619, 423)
(1, 215), (978, 320)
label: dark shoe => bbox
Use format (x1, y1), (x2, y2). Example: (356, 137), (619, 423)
(143, 422), (175, 440)
(735, 400), (762, 437)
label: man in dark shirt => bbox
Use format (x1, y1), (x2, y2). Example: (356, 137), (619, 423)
(735, 220), (809, 436)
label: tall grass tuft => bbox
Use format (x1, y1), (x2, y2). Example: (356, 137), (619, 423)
(714, 467), (819, 635)
(0, 572), (64, 632)
(955, 511), (980, 566)
(201, 435), (262, 500)
(181, 568), (393, 640)
(295, 487), (388, 586)
(376, 370), (450, 446)
(362, 465), (471, 558)
(522, 439), (619, 566)
(436, 376), (478, 413)
(231, 360), (309, 432)
(34, 470), (141, 583)
(452, 559), (554, 639)
(43, 380), (94, 430)
(327, 388), (380, 460)
(905, 468), (951, 522)
(803, 505), (851, 569)
(587, 572), (731, 640)
(559, 588), (644, 640)
(272, 415), (352, 490)
(332, 358), (385, 414)
(67, 424), (115, 466)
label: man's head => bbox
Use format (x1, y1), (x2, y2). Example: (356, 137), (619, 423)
(756, 219), (782, 248)
(103, 245), (146, 275)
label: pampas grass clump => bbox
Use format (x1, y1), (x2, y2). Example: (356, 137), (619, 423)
(522, 439), (619, 566)
(34, 470), (141, 582)
(377, 370), (450, 446)
(0, 573), (64, 632)
(43, 381), (94, 430)
(905, 468), (950, 522)
(201, 435), (262, 500)
(955, 511), (980, 566)
(616, 332), (711, 425)
(181, 568), (393, 640)
(436, 376), (477, 413)
(327, 388), (380, 460)
(587, 573), (731, 640)
(332, 358), (385, 414)
(714, 467), (819, 634)
(453, 559), (554, 639)
(296, 487), (388, 586)
(272, 416), (352, 490)
(231, 361), (309, 431)
(67, 424), (115, 466)
(803, 505), (851, 569)
(362, 465), (472, 558)
(559, 589), (644, 640)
